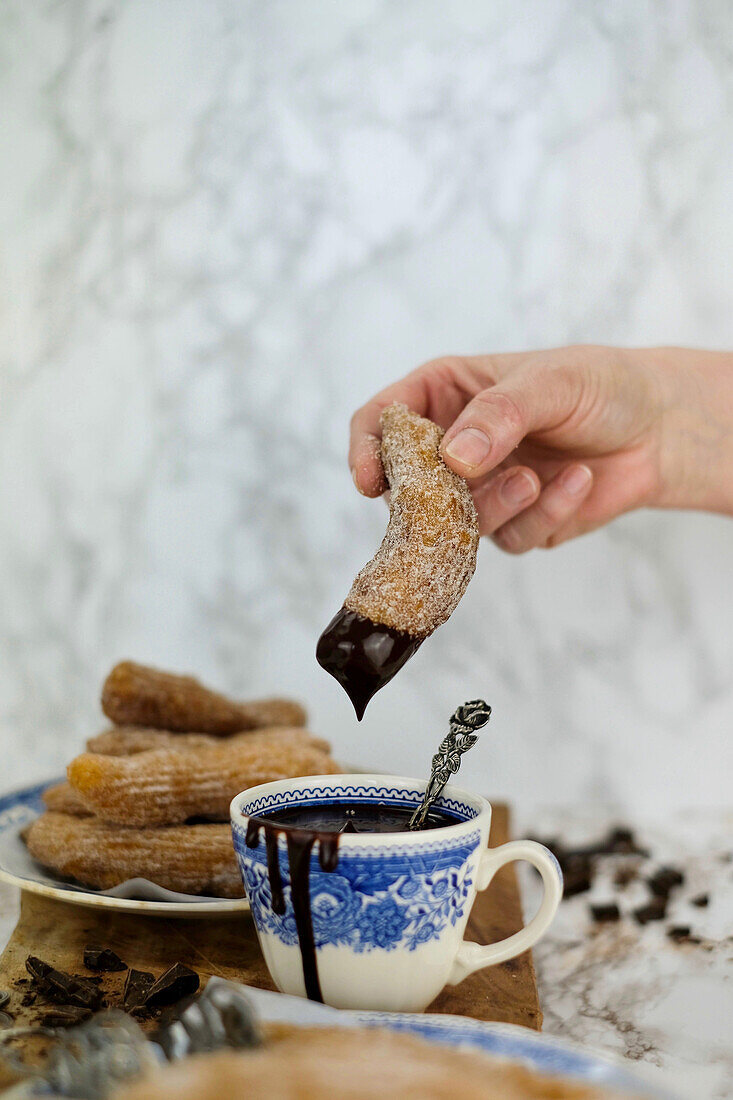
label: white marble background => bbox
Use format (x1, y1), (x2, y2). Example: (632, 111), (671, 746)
(1, 0), (732, 811)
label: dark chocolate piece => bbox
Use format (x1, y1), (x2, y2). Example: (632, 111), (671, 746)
(83, 945), (127, 972)
(25, 957), (103, 1010)
(144, 964), (200, 1009)
(41, 1005), (93, 1028)
(576, 827), (648, 859)
(123, 969), (155, 1011)
(530, 825), (651, 905)
(604, 827), (638, 853)
(691, 893), (709, 908)
(590, 902), (621, 922)
(561, 853), (593, 897)
(648, 866), (684, 897)
(316, 608), (423, 720)
(633, 898), (667, 925)
(614, 864), (638, 889)
(667, 925), (702, 944)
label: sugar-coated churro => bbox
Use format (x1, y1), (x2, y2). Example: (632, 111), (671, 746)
(68, 728), (339, 827)
(87, 726), (268, 756)
(101, 661), (306, 734)
(317, 403), (479, 718)
(25, 811), (243, 897)
(42, 781), (90, 817)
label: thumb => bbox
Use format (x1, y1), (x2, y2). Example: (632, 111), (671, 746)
(440, 365), (582, 478)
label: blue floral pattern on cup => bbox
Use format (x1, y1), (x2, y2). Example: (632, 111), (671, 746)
(232, 813), (481, 954)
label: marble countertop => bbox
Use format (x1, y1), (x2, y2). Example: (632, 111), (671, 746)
(520, 809), (733, 1100)
(0, 809), (730, 1099)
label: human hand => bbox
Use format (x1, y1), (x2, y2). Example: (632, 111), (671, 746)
(349, 346), (733, 553)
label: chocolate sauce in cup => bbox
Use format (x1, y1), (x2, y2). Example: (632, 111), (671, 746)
(231, 776), (563, 1013)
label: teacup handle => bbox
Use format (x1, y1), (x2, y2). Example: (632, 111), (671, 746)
(448, 840), (563, 985)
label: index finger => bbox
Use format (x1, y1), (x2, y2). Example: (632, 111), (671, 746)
(348, 357), (483, 496)
(348, 372), (432, 496)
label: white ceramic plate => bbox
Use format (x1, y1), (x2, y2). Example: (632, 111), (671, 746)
(242, 983), (674, 1099)
(0, 779), (250, 917)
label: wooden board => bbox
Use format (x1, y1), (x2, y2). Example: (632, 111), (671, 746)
(0, 804), (540, 1086)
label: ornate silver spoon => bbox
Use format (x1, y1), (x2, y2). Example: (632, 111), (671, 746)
(408, 699), (491, 830)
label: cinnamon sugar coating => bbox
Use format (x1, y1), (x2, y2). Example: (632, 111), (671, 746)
(86, 726), (277, 756)
(345, 404), (479, 637)
(42, 781), (90, 817)
(68, 728), (339, 827)
(25, 811), (243, 897)
(101, 662), (306, 734)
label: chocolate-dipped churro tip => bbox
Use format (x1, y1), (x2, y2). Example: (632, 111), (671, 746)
(316, 609), (424, 721)
(317, 403), (479, 719)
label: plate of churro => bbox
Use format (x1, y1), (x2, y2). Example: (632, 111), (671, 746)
(0, 662), (340, 916)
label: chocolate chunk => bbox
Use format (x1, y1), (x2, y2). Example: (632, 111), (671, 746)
(123, 969), (155, 1011)
(41, 1005), (93, 1028)
(614, 864), (638, 889)
(607, 826), (634, 847)
(21, 992), (36, 1006)
(633, 897), (667, 924)
(691, 893), (709, 908)
(533, 827), (653, 905)
(569, 827), (647, 860)
(667, 925), (702, 945)
(25, 957), (103, 1010)
(83, 945), (127, 972)
(590, 903), (621, 922)
(648, 866), (684, 898)
(143, 964), (200, 1009)
(561, 853), (593, 897)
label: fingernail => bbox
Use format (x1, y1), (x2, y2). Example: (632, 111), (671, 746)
(351, 466), (366, 495)
(500, 471), (536, 506)
(444, 427), (491, 469)
(561, 465), (592, 496)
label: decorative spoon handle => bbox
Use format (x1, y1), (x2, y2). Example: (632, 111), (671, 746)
(408, 700), (492, 830)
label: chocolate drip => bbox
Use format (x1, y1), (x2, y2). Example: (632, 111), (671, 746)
(244, 816), (342, 1003)
(318, 834), (340, 872)
(264, 830), (285, 915)
(315, 608), (424, 720)
(285, 831), (322, 1002)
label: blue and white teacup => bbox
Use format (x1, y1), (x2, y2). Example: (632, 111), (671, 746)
(231, 775), (562, 1013)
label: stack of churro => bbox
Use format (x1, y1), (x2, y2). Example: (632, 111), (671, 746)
(25, 662), (338, 898)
